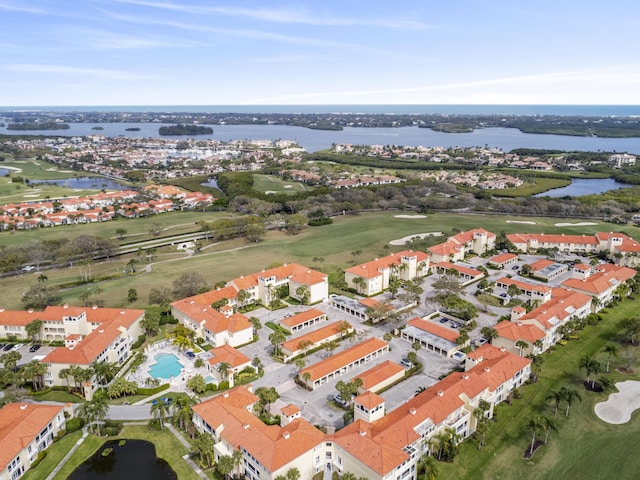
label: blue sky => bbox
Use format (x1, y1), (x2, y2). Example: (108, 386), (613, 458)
(1, 0), (639, 106)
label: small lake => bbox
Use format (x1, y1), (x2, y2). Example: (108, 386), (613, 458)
(30, 176), (127, 191)
(0, 168), (10, 176)
(201, 177), (219, 189)
(67, 439), (177, 480)
(535, 178), (634, 197)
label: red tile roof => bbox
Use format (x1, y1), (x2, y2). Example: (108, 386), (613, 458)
(281, 321), (350, 353)
(280, 308), (326, 328)
(299, 338), (388, 382)
(407, 317), (460, 343)
(351, 360), (405, 391)
(0, 403), (64, 470)
(207, 344), (251, 369)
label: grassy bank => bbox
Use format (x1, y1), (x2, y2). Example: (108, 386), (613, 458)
(440, 298), (640, 480)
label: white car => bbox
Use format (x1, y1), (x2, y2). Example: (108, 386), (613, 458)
(11, 343), (24, 351)
(21, 266), (35, 272)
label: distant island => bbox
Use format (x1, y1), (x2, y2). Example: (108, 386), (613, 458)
(91, 126), (104, 130)
(7, 122), (70, 131)
(158, 124), (213, 136)
(125, 127), (141, 132)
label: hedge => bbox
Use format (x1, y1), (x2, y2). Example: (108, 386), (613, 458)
(136, 384), (170, 396)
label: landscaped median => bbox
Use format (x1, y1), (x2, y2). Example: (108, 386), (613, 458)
(438, 297), (640, 480)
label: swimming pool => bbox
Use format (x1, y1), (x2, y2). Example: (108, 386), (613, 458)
(148, 353), (184, 379)
(203, 375), (215, 384)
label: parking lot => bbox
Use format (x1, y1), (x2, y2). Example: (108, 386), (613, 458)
(0, 342), (55, 366)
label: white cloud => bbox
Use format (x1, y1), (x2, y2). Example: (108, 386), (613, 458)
(1, 64), (148, 80)
(108, 0), (429, 29)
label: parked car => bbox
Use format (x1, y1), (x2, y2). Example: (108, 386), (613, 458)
(186, 351), (196, 358)
(29, 344), (41, 353)
(11, 343), (24, 351)
(401, 358), (413, 368)
(512, 265), (520, 270)
(0, 343), (5, 349)
(439, 318), (448, 324)
(333, 393), (354, 407)
(2, 344), (13, 351)
(21, 265), (36, 272)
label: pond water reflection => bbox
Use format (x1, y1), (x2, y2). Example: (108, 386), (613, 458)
(67, 439), (177, 480)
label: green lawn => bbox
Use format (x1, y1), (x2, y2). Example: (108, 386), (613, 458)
(3, 211), (640, 309)
(22, 430), (86, 480)
(439, 298), (640, 480)
(252, 174), (308, 194)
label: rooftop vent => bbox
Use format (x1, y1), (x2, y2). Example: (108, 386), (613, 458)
(28, 308), (34, 314)
(484, 367), (491, 373)
(359, 430), (367, 437)
(92, 305), (98, 309)
(437, 390), (444, 397)
(283, 432), (290, 440)
(20, 404), (27, 410)
(63, 304), (68, 308)
(462, 374), (469, 380)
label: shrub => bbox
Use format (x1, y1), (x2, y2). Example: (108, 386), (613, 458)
(131, 335), (146, 349)
(137, 384), (170, 395)
(218, 381), (229, 391)
(147, 419), (162, 430)
(30, 451), (47, 469)
(66, 417), (85, 433)
(104, 427), (121, 436)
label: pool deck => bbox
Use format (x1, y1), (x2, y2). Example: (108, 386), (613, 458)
(127, 341), (213, 393)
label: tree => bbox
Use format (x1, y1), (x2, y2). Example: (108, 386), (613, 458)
(352, 276), (367, 294)
(388, 275), (402, 299)
(418, 454), (439, 480)
(285, 214), (307, 235)
(151, 399), (170, 429)
(255, 386), (279, 416)
(546, 389), (564, 417)
(127, 288), (138, 303)
(480, 326), (498, 344)
(515, 340), (529, 357)
(285, 467), (301, 480)
(173, 272), (208, 298)
(141, 311), (161, 336)
(295, 285), (310, 304)
(115, 228), (127, 240)
(25, 319), (42, 342)
(269, 330), (287, 357)
(351, 249), (362, 263)
(312, 256), (325, 270)
(527, 416), (544, 456)
(21, 284), (60, 309)
(599, 376), (615, 393)
(561, 387), (582, 416)
(149, 285), (173, 305)
(216, 361), (231, 382)
(431, 272), (464, 297)
(540, 416), (557, 445)
(603, 343), (619, 373)
(618, 316), (640, 345)
(474, 399), (491, 449)
(186, 375), (207, 394)
(197, 433), (215, 469)
(507, 284), (522, 298)
(580, 355), (601, 387)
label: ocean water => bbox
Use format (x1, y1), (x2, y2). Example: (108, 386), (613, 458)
(2, 104), (640, 116)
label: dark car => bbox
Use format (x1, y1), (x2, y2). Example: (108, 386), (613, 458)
(0, 343), (5, 349)
(3, 344), (13, 351)
(29, 344), (41, 353)
(186, 351), (196, 358)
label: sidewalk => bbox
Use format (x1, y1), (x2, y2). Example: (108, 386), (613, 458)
(45, 426), (89, 480)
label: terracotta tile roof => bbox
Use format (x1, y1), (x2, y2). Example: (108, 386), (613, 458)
(345, 250), (430, 279)
(573, 263), (591, 271)
(232, 263), (327, 290)
(495, 320), (545, 343)
(428, 240), (464, 257)
(359, 298), (393, 310)
(171, 300), (252, 334)
(42, 307), (144, 365)
(0, 308), (41, 326)
(562, 265), (635, 295)
(281, 321), (350, 353)
(354, 391), (385, 409)
(192, 386), (324, 472)
(173, 286), (239, 307)
(407, 317), (459, 343)
(351, 360), (405, 391)
(451, 228), (496, 244)
(506, 233), (599, 246)
(207, 344), (251, 369)
(299, 338), (388, 382)
(519, 291), (591, 329)
(489, 253), (517, 264)
(280, 308), (326, 328)
(280, 404), (300, 417)
(435, 261), (482, 278)
(0, 403), (64, 470)
(529, 259), (555, 271)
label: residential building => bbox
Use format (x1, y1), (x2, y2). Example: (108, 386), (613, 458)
(280, 321), (353, 362)
(401, 316), (469, 357)
(298, 338), (389, 390)
(528, 259), (569, 281)
(432, 262), (484, 285)
(0, 403), (69, 480)
(345, 250), (429, 296)
(207, 344), (252, 385)
(561, 264), (636, 311)
(279, 309), (327, 333)
(487, 253), (518, 269)
(350, 360), (405, 394)
(495, 277), (553, 304)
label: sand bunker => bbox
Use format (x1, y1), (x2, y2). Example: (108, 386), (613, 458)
(23, 194), (39, 198)
(394, 215), (427, 219)
(555, 222), (598, 227)
(506, 220), (536, 225)
(390, 232), (443, 246)
(594, 380), (640, 424)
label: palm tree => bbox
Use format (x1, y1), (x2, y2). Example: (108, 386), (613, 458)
(415, 386), (427, 397)
(352, 276), (367, 294)
(418, 455), (439, 480)
(527, 416), (544, 455)
(561, 387), (582, 416)
(602, 343), (619, 373)
(546, 389), (564, 417)
(540, 416), (557, 445)
(580, 355), (601, 388)
(480, 326), (498, 344)
(196, 433), (215, 469)
(151, 399), (169, 429)
(599, 376), (615, 393)
(285, 467), (301, 480)
(216, 361), (231, 383)
(515, 339), (529, 357)
(216, 454), (234, 479)
(341, 473), (357, 480)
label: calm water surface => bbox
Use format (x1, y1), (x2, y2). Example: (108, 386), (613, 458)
(68, 440), (176, 480)
(535, 178), (634, 197)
